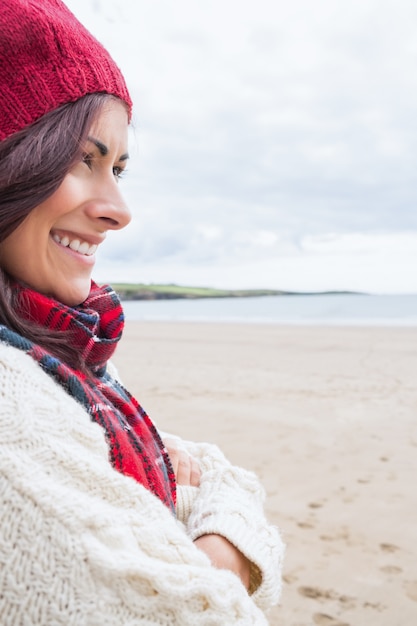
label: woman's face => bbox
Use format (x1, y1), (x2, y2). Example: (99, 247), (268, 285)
(0, 99), (131, 306)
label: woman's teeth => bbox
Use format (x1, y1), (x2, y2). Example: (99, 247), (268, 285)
(52, 233), (97, 256)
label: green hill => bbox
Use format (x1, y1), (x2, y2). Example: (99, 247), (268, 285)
(111, 283), (359, 300)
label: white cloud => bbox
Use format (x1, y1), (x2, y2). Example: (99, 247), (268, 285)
(95, 231), (417, 295)
(65, 0), (417, 292)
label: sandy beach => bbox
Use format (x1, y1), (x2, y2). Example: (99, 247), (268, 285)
(113, 321), (417, 626)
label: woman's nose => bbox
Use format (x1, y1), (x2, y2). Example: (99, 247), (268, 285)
(86, 182), (132, 230)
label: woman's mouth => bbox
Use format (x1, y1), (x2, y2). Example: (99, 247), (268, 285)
(52, 233), (98, 256)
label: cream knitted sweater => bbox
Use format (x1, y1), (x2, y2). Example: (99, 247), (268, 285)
(0, 342), (284, 625)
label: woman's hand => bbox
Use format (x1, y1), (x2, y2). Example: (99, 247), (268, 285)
(194, 534), (252, 591)
(163, 438), (201, 487)
(164, 439), (251, 590)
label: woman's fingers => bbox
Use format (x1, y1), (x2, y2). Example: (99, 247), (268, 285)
(164, 438), (201, 487)
(189, 456), (201, 487)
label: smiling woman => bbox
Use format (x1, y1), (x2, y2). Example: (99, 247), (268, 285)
(0, 1), (284, 624)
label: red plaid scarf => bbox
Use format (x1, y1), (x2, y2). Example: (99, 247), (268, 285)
(0, 282), (176, 512)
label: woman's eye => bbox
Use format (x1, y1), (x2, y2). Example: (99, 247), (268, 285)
(82, 152), (93, 169)
(81, 153), (126, 181)
(113, 166), (126, 181)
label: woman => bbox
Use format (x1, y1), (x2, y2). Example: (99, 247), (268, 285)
(0, 1), (284, 624)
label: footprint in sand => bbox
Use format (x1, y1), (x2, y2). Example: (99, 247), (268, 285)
(313, 613), (350, 626)
(405, 581), (417, 602)
(380, 565), (403, 575)
(283, 573), (298, 585)
(320, 530), (350, 542)
(298, 521), (315, 529)
(379, 542), (400, 553)
(297, 586), (355, 609)
(363, 601), (385, 611)
(308, 501), (324, 509)
(299, 586), (328, 599)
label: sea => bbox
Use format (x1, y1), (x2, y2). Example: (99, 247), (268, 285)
(121, 293), (417, 326)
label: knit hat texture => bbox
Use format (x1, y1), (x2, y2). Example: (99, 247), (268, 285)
(0, 0), (132, 141)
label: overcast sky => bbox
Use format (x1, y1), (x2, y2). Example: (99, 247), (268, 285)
(66, 0), (417, 293)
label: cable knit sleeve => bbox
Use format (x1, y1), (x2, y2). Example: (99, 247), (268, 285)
(161, 433), (285, 609)
(0, 344), (277, 625)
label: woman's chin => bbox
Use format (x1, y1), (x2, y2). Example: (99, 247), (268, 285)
(50, 281), (93, 307)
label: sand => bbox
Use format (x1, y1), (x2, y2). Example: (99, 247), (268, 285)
(113, 321), (417, 626)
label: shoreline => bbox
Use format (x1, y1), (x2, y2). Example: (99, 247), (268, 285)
(123, 317), (417, 328)
(120, 293), (417, 329)
(113, 322), (417, 626)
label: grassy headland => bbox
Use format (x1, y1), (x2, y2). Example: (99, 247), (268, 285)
(112, 283), (358, 300)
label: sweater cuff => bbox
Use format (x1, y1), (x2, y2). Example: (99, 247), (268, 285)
(175, 485), (199, 524)
(186, 507), (283, 605)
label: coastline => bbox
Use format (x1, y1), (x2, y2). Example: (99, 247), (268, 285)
(120, 293), (417, 328)
(113, 321), (417, 625)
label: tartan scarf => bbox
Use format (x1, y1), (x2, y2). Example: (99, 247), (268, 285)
(0, 281), (176, 513)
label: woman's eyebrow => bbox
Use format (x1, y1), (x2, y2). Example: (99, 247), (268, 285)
(87, 136), (129, 161)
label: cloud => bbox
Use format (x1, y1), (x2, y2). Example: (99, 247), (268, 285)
(65, 0), (417, 292)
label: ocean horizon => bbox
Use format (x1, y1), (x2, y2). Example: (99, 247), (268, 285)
(121, 293), (417, 326)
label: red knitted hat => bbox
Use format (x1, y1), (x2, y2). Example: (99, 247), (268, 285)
(0, 0), (132, 141)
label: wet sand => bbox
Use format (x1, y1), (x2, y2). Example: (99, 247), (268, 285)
(113, 321), (417, 626)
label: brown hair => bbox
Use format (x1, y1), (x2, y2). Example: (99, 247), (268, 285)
(0, 93), (122, 371)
